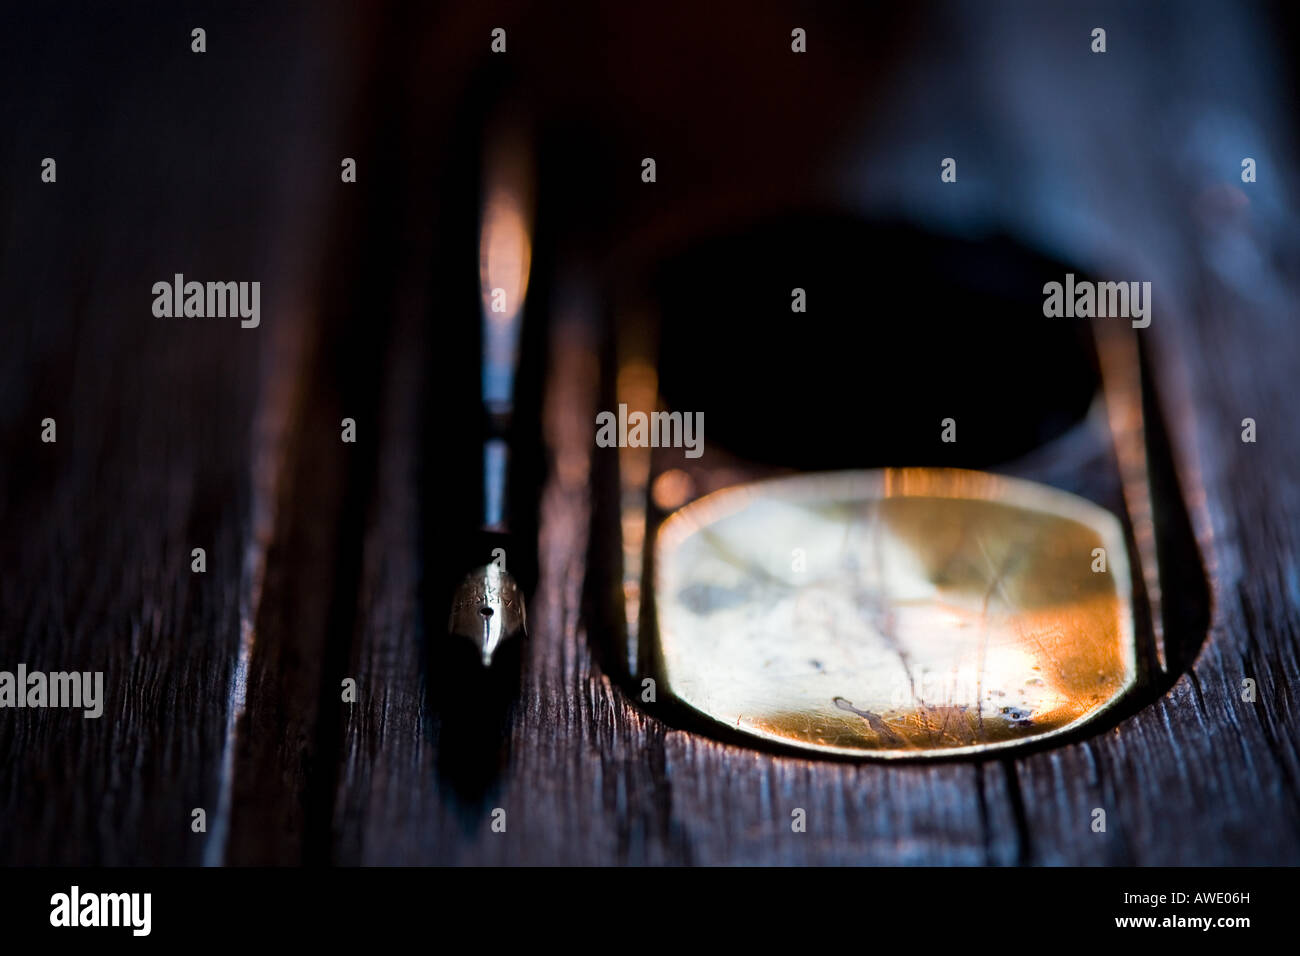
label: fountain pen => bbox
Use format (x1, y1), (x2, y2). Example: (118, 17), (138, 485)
(445, 115), (533, 667)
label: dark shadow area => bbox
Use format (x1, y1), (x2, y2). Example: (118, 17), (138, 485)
(653, 214), (1101, 470)
(1138, 334), (1212, 681)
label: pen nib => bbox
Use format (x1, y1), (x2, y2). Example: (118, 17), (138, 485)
(448, 564), (527, 666)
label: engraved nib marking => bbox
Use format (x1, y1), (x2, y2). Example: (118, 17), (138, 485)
(448, 564), (526, 666)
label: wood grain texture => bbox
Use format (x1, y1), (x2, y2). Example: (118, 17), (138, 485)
(0, 2), (346, 864)
(317, 281), (1299, 865)
(1, 0), (1297, 867)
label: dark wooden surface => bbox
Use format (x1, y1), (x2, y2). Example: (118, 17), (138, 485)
(1, 1), (1297, 865)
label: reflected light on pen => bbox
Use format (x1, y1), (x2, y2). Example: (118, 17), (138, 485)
(480, 189), (531, 323)
(479, 180), (532, 409)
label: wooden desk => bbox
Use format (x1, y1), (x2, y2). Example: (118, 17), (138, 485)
(1, 0), (1296, 866)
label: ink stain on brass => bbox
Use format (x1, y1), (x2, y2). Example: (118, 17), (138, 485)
(652, 468), (1137, 758)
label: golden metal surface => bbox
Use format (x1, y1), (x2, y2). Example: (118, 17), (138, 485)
(652, 468), (1137, 758)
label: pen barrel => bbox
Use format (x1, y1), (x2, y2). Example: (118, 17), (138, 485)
(458, 526), (514, 579)
(480, 410), (512, 533)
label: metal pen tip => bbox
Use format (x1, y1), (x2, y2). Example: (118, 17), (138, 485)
(448, 564), (527, 666)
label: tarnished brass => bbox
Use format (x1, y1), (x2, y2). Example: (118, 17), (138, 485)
(652, 468), (1137, 758)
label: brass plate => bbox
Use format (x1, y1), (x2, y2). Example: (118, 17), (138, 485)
(652, 468), (1137, 758)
